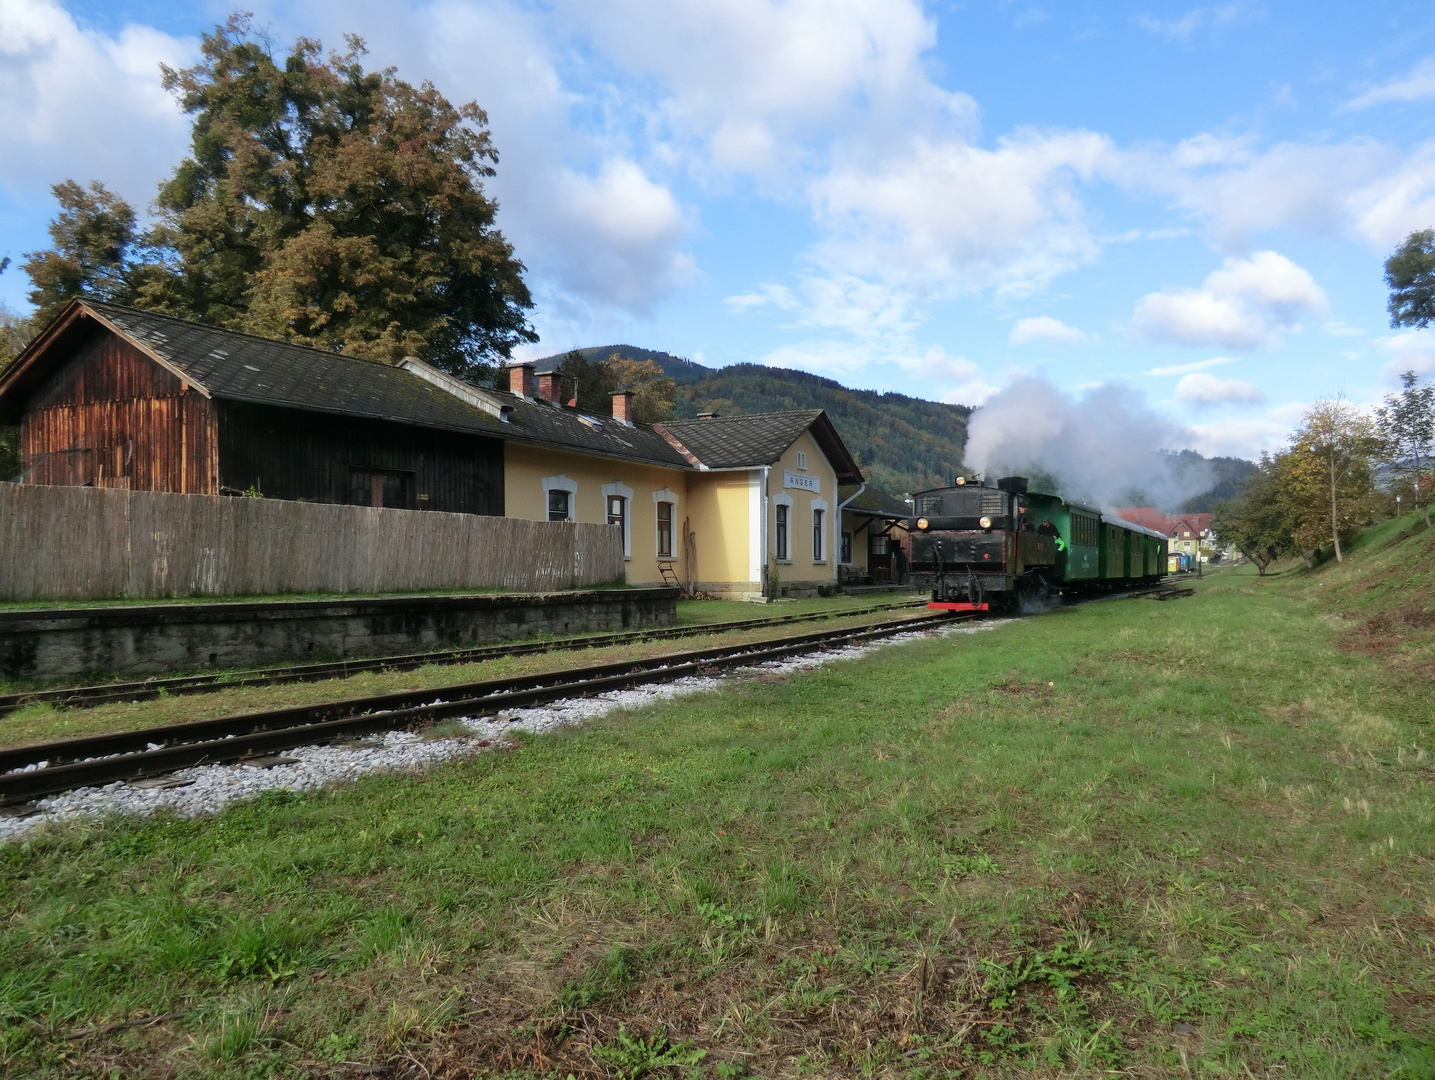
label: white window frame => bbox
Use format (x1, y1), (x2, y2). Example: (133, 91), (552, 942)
(653, 487), (679, 559)
(796, 450), (807, 470)
(541, 474), (578, 522)
(772, 492), (794, 563)
(811, 497), (828, 563)
(601, 481), (634, 558)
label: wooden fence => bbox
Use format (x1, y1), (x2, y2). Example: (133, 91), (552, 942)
(0, 483), (626, 600)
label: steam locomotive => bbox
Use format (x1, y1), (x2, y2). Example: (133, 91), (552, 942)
(908, 475), (1168, 612)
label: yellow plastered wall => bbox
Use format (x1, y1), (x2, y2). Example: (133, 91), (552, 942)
(503, 443), (692, 585)
(684, 470), (756, 593)
(769, 430), (838, 588)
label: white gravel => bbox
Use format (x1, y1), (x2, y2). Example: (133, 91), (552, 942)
(0, 618), (1004, 841)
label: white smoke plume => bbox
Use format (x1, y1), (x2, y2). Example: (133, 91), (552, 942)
(963, 377), (1214, 511)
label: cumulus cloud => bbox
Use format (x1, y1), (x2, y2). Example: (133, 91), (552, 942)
(1174, 372), (1266, 405)
(1132, 251), (1327, 349)
(964, 377), (1212, 509)
(0, 0), (192, 202)
(809, 129), (1115, 299)
(1009, 315), (1094, 346)
(1186, 401), (1308, 459)
(1345, 57), (1435, 112)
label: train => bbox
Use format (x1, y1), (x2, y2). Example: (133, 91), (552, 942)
(908, 475), (1168, 612)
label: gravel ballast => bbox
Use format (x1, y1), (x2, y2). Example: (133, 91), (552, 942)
(0, 621), (1002, 841)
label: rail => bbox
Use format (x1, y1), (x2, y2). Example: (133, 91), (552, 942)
(0, 610), (963, 808)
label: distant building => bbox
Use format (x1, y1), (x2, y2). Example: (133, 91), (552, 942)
(1114, 507), (1216, 562)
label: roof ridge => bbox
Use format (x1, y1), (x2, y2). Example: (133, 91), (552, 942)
(84, 300), (408, 371)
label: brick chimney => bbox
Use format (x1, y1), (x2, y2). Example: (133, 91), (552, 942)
(536, 371), (560, 403)
(507, 363), (535, 398)
(611, 390), (634, 424)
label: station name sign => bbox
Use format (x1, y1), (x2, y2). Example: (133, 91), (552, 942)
(783, 471), (820, 492)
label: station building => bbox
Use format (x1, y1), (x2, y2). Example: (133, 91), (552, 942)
(0, 299), (908, 598)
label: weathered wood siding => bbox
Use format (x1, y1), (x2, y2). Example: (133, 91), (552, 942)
(19, 331), (218, 492)
(0, 483), (624, 601)
(217, 402), (504, 515)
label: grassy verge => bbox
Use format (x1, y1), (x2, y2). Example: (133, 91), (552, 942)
(0, 543), (1431, 1078)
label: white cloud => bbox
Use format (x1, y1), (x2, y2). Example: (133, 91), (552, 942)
(1009, 315), (1094, 346)
(0, 0), (193, 203)
(1175, 372), (1266, 405)
(1132, 251), (1327, 349)
(1137, 4), (1242, 42)
(809, 129), (1115, 299)
(1144, 356), (1238, 376)
(1186, 401), (1308, 458)
(1345, 57), (1435, 112)
(757, 339), (998, 405)
(1322, 321), (1364, 337)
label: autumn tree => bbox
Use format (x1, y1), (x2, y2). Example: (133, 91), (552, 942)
(1377, 370), (1435, 527)
(1286, 399), (1384, 562)
(1210, 456), (1292, 575)
(21, 181), (147, 325)
(1387, 228), (1435, 329)
(19, 17), (537, 380)
(606, 354), (676, 424)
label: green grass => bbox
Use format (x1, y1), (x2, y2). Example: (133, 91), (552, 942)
(674, 593), (916, 627)
(0, 535), (1432, 1078)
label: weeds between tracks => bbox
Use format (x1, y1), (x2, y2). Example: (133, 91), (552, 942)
(1, 550), (1433, 1077)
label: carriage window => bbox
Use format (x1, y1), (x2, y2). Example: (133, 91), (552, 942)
(548, 489), (571, 521)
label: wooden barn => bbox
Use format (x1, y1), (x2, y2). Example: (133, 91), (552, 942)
(0, 300), (509, 515)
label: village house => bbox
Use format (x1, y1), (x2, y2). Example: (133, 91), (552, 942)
(0, 300), (894, 598)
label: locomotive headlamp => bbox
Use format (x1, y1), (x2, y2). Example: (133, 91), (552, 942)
(955, 476), (967, 486)
(916, 517), (930, 530)
(979, 515), (993, 530)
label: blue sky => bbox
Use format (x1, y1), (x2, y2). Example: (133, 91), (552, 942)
(3, 0), (1435, 459)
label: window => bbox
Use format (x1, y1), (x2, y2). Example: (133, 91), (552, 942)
(607, 494), (626, 531)
(796, 451), (807, 470)
(548, 489), (570, 521)
(657, 501), (674, 557)
(812, 508), (824, 561)
(776, 504), (789, 560)
(840, 530), (853, 565)
(870, 533), (889, 555)
(350, 469), (410, 509)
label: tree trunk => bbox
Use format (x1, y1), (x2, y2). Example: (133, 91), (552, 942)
(1328, 449), (1343, 562)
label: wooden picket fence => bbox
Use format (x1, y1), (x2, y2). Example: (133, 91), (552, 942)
(0, 483), (625, 600)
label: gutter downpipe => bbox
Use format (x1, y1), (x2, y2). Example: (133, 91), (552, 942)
(760, 465), (771, 599)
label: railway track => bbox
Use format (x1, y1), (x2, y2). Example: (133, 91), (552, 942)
(0, 598), (925, 718)
(0, 609), (965, 809)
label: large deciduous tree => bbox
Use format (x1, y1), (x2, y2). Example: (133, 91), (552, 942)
(21, 181), (146, 326)
(1386, 228), (1435, 329)
(1288, 399), (1383, 563)
(1377, 370), (1435, 527)
(23, 16), (536, 381)
(1210, 456), (1291, 575)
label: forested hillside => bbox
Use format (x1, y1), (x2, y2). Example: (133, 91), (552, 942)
(540, 345), (972, 496)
